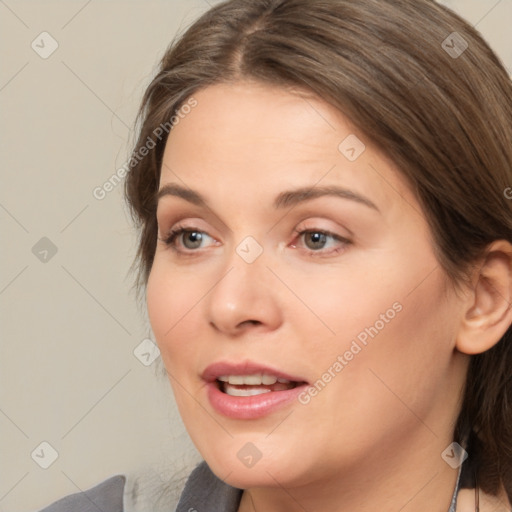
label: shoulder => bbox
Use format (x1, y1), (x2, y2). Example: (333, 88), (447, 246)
(35, 462), (238, 512)
(38, 475), (126, 512)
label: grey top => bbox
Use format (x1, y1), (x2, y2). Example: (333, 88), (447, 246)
(38, 475), (126, 512)
(38, 460), (463, 512)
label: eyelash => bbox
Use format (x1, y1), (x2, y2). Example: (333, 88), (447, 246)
(159, 224), (351, 257)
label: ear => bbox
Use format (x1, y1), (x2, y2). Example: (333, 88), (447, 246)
(456, 240), (512, 355)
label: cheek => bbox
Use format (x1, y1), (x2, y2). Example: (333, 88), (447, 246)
(311, 266), (456, 430)
(146, 262), (203, 371)
(290, 248), (456, 403)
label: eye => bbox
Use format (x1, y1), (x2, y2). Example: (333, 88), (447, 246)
(159, 226), (216, 252)
(292, 229), (350, 255)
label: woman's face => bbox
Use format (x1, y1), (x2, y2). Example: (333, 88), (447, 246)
(147, 82), (468, 489)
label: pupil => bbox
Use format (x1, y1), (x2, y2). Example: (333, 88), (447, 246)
(184, 231), (202, 249)
(306, 232), (326, 250)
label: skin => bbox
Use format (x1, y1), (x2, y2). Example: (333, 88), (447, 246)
(146, 82), (512, 512)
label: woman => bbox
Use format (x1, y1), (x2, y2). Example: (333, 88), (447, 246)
(39, 0), (512, 510)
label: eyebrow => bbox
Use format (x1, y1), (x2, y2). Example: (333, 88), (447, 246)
(157, 183), (380, 212)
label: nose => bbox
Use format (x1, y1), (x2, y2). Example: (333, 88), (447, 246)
(206, 253), (283, 337)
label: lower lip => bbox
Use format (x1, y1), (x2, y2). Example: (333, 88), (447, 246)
(206, 381), (308, 419)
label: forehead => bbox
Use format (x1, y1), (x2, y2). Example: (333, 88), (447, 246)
(160, 81), (413, 212)
(166, 82), (345, 164)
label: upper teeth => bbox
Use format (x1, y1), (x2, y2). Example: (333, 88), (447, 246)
(218, 374), (291, 385)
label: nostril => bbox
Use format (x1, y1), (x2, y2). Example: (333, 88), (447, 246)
(209, 320), (260, 328)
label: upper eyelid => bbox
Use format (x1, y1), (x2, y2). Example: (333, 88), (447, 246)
(156, 202), (232, 235)
(155, 196), (367, 237)
(159, 216), (352, 237)
(158, 218), (213, 235)
(157, 211), (352, 230)
(161, 223), (346, 238)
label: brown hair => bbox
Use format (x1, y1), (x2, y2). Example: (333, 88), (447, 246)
(125, 0), (512, 500)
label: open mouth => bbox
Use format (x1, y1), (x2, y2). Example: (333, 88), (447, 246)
(216, 374), (304, 397)
(204, 365), (310, 418)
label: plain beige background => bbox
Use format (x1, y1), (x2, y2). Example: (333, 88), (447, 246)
(0, 1), (511, 511)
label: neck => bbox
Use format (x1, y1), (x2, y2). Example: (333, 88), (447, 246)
(238, 432), (460, 512)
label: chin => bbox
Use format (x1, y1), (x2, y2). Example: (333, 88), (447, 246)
(201, 440), (308, 488)
(210, 458), (291, 489)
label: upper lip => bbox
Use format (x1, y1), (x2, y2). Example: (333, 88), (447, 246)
(201, 361), (308, 384)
